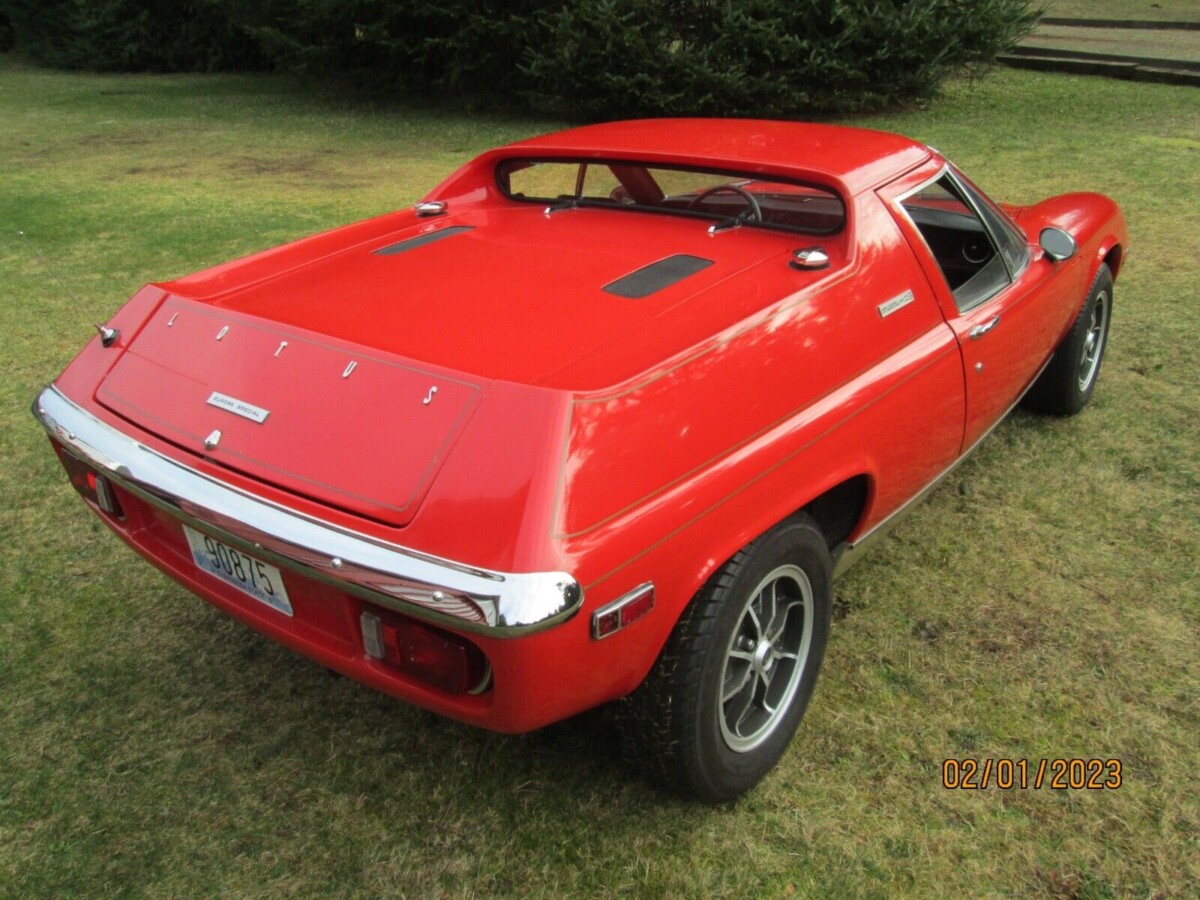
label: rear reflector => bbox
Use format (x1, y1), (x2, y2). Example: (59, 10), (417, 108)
(56, 445), (123, 518)
(591, 583), (655, 640)
(360, 611), (386, 660)
(593, 608), (620, 639)
(360, 608), (490, 694)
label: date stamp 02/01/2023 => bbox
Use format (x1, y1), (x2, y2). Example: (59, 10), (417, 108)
(942, 758), (1122, 790)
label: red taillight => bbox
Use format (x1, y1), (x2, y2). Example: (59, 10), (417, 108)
(395, 620), (482, 694)
(56, 446), (123, 518)
(360, 608), (489, 695)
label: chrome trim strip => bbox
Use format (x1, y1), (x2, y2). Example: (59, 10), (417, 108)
(33, 386), (583, 636)
(830, 460), (957, 579)
(831, 355), (1052, 579)
(946, 167), (1031, 282)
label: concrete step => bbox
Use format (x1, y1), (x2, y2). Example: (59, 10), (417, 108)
(1009, 45), (1200, 73)
(999, 53), (1200, 87)
(1040, 17), (1200, 31)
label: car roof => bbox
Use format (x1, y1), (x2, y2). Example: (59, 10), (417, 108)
(499, 119), (933, 196)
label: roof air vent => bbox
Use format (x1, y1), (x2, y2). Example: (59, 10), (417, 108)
(603, 254), (714, 299)
(375, 226), (473, 256)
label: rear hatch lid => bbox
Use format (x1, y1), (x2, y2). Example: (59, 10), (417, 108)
(97, 297), (482, 527)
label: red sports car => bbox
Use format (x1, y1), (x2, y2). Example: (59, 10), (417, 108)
(34, 120), (1127, 801)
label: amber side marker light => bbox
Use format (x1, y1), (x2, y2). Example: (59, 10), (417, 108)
(56, 445), (123, 518)
(591, 583), (655, 640)
(360, 608), (490, 695)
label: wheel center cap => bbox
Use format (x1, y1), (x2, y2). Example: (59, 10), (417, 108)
(753, 639), (775, 671)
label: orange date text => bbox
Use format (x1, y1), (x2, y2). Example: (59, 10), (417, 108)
(941, 758), (1122, 790)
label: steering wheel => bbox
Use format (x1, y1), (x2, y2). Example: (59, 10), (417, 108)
(687, 184), (762, 222)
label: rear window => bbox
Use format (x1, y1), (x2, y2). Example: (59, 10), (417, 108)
(497, 158), (846, 236)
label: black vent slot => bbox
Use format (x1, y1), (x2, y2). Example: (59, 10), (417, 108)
(603, 254), (714, 299)
(375, 226), (474, 256)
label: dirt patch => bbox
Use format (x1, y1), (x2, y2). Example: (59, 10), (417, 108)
(968, 599), (1048, 657)
(124, 163), (189, 177)
(233, 154), (329, 178)
(228, 154), (368, 191)
(82, 132), (154, 148)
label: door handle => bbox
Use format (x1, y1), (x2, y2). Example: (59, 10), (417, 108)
(969, 314), (1002, 340)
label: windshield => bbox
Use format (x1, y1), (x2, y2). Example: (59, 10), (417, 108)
(496, 158), (845, 236)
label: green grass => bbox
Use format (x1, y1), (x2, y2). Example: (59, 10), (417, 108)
(2, 58), (1199, 896)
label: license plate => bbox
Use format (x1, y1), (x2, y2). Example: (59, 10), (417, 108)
(183, 525), (293, 616)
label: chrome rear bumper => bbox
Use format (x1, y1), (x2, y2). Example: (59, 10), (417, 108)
(33, 386), (582, 636)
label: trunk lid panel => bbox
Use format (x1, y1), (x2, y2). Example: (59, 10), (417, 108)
(97, 298), (483, 527)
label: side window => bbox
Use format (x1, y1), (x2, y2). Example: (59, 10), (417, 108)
(501, 162), (633, 204)
(579, 164), (623, 201)
(504, 161), (578, 200)
(901, 175), (1010, 312)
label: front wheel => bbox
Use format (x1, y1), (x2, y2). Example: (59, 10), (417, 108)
(617, 514), (831, 802)
(1023, 263), (1113, 416)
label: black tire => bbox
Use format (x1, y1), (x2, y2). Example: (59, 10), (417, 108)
(1023, 263), (1113, 416)
(617, 514), (832, 802)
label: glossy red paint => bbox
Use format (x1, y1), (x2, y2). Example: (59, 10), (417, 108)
(437, 118), (932, 196)
(37, 120), (1127, 737)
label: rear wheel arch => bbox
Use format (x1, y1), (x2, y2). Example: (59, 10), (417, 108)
(666, 472), (870, 633)
(803, 474), (870, 550)
(1101, 243), (1123, 280)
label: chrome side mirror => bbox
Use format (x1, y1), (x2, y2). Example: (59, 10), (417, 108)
(1039, 227), (1076, 262)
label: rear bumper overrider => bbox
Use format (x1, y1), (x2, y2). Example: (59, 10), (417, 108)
(33, 385), (583, 636)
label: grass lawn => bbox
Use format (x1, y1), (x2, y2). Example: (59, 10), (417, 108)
(2, 57), (1198, 896)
